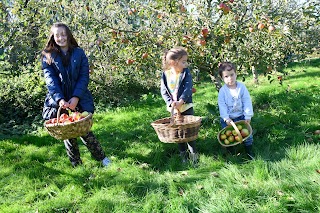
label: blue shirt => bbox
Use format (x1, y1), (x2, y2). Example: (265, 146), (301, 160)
(218, 81), (253, 121)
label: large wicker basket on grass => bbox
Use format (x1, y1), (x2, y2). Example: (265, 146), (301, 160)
(151, 110), (202, 143)
(217, 120), (252, 147)
(44, 106), (93, 140)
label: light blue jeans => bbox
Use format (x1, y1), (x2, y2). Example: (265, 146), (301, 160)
(220, 115), (253, 147)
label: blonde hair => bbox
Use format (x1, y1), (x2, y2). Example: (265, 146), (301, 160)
(162, 46), (187, 70)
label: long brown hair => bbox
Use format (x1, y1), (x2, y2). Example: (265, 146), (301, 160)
(41, 22), (79, 65)
(162, 46), (188, 70)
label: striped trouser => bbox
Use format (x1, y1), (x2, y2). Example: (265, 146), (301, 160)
(63, 131), (106, 166)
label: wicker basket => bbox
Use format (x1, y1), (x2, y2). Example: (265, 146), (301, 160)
(217, 120), (252, 147)
(151, 110), (202, 143)
(44, 106), (93, 140)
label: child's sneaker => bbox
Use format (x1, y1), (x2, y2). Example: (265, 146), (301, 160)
(245, 145), (255, 160)
(102, 157), (111, 167)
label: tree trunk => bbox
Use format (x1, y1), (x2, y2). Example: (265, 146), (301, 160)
(251, 65), (259, 84)
(209, 74), (222, 92)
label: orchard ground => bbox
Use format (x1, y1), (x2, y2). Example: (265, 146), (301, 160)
(0, 58), (319, 212)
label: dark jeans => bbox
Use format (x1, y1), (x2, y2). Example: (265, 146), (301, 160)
(219, 115), (253, 146)
(63, 131), (106, 165)
(177, 107), (196, 153)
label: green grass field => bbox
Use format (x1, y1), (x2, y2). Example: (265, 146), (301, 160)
(0, 59), (319, 213)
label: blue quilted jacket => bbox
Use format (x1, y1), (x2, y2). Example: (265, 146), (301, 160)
(42, 47), (94, 120)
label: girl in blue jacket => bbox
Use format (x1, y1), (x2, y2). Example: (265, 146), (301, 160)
(160, 47), (198, 164)
(41, 22), (111, 167)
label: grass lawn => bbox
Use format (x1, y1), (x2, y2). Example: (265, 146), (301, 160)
(0, 59), (319, 213)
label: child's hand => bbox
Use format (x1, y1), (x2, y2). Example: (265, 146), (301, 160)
(59, 99), (69, 109)
(172, 99), (184, 110)
(226, 119), (232, 126)
(245, 119), (251, 124)
(68, 97), (79, 110)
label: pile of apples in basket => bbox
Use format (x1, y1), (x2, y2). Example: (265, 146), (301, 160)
(219, 122), (250, 145)
(45, 111), (90, 125)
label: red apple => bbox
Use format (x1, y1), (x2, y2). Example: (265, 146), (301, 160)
(111, 30), (117, 38)
(180, 5), (186, 12)
(182, 35), (190, 43)
(197, 39), (206, 46)
(249, 26), (254, 32)
(258, 23), (265, 30)
(126, 59), (134, 65)
(234, 135), (241, 142)
(72, 112), (81, 121)
(50, 118), (58, 124)
(201, 28), (209, 38)
(217, 2), (227, 10)
(222, 5), (231, 14)
(60, 113), (69, 122)
(268, 25), (275, 32)
(121, 39), (129, 44)
(192, 87), (196, 93)
(142, 53), (148, 59)
(241, 129), (250, 137)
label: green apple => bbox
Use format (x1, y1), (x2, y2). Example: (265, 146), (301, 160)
(228, 135), (235, 143)
(225, 130), (232, 136)
(220, 134), (227, 140)
(72, 112), (81, 121)
(236, 124), (243, 130)
(81, 111), (89, 118)
(224, 139), (230, 145)
(232, 130), (238, 136)
(241, 129), (249, 137)
(234, 135), (241, 142)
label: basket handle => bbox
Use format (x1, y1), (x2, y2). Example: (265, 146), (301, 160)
(230, 121), (243, 143)
(169, 107), (182, 125)
(56, 105), (63, 123)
